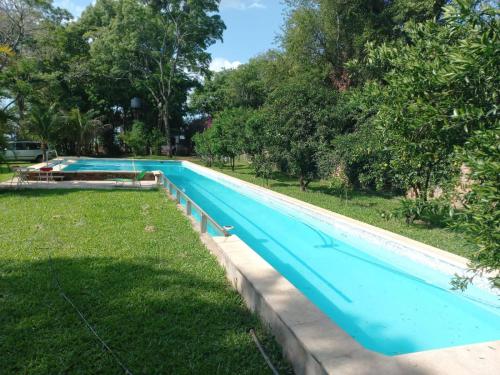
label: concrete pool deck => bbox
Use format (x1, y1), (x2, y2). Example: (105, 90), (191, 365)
(0, 178), (158, 190)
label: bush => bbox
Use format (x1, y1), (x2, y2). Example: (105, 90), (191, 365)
(251, 152), (274, 186)
(451, 127), (500, 290)
(326, 175), (353, 198)
(394, 198), (455, 227)
(192, 130), (215, 166)
(121, 121), (147, 155)
(147, 128), (165, 156)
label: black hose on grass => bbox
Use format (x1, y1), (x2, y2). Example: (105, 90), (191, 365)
(250, 329), (280, 375)
(45, 248), (134, 375)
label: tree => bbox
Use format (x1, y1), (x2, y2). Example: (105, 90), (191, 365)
(0, 0), (71, 54)
(282, 0), (445, 88)
(353, 0), (499, 200)
(452, 126), (499, 290)
(88, 0), (224, 156)
(192, 128), (215, 166)
(26, 102), (60, 161)
(189, 51), (284, 117)
(0, 0), (73, 135)
(64, 108), (102, 156)
(210, 107), (252, 170)
(121, 120), (148, 156)
(263, 77), (337, 191)
(189, 69), (234, 116)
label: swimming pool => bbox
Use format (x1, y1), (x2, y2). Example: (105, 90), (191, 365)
(62, 158), (500, 356)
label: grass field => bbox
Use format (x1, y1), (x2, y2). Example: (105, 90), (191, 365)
(0, 162), (31, 182)
(197, 160), (474, 258)
(0, 189), (291, 374)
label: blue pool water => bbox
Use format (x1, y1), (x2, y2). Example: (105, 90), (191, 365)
(64, 159), (500, 355)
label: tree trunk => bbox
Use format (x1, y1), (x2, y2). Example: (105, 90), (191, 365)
(41, 141), (47, 163)
(299, 175), (306, 191)
(422, 164), (432, 202)
(162, 108), (171, 157)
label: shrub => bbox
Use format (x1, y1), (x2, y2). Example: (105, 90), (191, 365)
(394, 198), (455, 227)
(192, 130), (215, 166)
(121, 121), (147, 155)
(147, 128), (165, 156)
(451, 126), (500, 290)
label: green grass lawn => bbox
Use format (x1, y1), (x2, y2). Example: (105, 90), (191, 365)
(0, 162), (32, 182)
(195, 160), (474, 258)
(0, 189), (292, 374)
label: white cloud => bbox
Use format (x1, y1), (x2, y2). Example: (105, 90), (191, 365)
(209, 57), (242, 72)
(220, 0), (266, 10)
(53, 0), (86, 19)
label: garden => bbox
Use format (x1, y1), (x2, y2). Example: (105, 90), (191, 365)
(0, 0), (498, 373)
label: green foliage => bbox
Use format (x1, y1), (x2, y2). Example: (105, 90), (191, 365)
(251, 152), (274, 186)
(26, 102), (61, 159)
(0, 0), (224, 157)
(63, 107), (103, 155)
(452, 126), (500, 289)
(189, 51), (285, 117)
(325, 175), (353, 200)
(211, 108), (253, 169)
(392, 198), (455, 227)
(192, 108), (253, 170)
(282, 0), (444, 86)
(262, 77), (337, 191)
(146, 127), (165, 156)
(336, 0), (499, 202)
(121, 121), (148, 155)
(192, 129), (215, 166)
(318, 86), (393, 190)
(85, 0), (224, 154)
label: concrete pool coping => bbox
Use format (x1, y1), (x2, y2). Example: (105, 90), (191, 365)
(0, 178), (159, 189)
(12, 157), (499, 373)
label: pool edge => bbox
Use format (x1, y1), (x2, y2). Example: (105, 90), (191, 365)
(207, 234), (500, 375)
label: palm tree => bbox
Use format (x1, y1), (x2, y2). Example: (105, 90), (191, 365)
(27, 102), (60, 162)
(65, 108), (102, 156)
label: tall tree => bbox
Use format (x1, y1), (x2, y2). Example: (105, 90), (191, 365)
(88, 0), (224, 155)
(354, 0), (499, 200)
(282, 0), (447, 87)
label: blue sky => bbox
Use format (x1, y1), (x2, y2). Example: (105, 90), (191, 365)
(54, 0), (286, 71)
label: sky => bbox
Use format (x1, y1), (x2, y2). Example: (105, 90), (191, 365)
(53, 0), (286, 71)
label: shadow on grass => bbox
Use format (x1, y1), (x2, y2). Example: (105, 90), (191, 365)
(0, 256), (292, 375)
